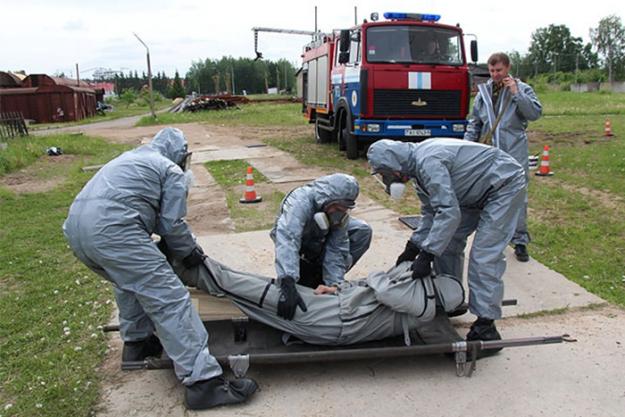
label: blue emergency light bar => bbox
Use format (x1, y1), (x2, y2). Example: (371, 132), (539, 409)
(383, 12), (441, 22)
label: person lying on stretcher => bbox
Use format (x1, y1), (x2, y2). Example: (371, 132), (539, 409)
(170, 252), (465, 347)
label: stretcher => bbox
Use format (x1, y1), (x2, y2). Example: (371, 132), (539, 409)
(106, 300), (574, 378)
(104, 255), (575, 377)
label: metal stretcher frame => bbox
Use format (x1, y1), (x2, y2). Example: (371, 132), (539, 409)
(114, 309), (574, 377)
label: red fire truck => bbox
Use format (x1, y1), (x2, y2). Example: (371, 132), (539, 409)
(302, 12), (478, 159)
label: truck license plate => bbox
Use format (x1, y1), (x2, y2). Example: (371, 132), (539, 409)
(405, 129), (431, 136)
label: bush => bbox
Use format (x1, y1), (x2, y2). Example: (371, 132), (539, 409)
(120, 89), (137, 108)
(528, 69), (608, 87)
(138, 88), (165, 106)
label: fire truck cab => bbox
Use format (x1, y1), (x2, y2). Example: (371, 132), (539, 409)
(302, 12), (478, 159)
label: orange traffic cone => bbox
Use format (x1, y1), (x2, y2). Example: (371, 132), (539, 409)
(604, 118), (614, 137)
(239, 166), (262, 203)
(535, 145), (554, 176)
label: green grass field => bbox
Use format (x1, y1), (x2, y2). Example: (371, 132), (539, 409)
(136, 102), (306, 127)
(0, 135), (129, 416)
(0, 90), (624, 416)
(203, 160), (284, 232)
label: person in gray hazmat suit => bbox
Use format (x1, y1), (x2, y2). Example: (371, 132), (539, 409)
(62, 127), (257, 410)
(269, 174), (373, 320)
(172, 254), (464, 347)
(464, 52), (542, 263)
(367, 138), (527, 346)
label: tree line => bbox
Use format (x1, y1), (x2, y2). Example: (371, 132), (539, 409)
(105, 57), (296, 99)
(506, 15), (625, 83)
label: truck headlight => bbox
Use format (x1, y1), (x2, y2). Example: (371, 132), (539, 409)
(366, 124), (380, 133)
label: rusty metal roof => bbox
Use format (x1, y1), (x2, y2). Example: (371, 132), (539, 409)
(0, 71), (23, 87)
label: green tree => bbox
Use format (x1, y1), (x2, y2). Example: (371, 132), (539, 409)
(185, 57), (297, 95)
(528, 24), (588, 74)
(590, 15), (625, 82)
(120, 89), (137, 108)
(169, 70), (186, 98)
(507, 50), (534, 79)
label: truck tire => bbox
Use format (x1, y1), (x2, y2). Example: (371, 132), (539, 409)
(338, 118), (346, 151)
(315, 119), (334, 144)
(343, 122), (359, 160)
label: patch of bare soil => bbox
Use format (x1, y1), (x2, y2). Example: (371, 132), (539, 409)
(528, 130), (610, 147)
(0, 154), (77, 193)
(554, 179), (625, 213)
(86, 122), (311, 148)
(529, 177), (625, 227)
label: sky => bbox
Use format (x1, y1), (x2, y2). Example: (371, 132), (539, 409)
(1, 0), (622, 78)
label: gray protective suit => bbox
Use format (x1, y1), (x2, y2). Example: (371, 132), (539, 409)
(270, 174), (372, 286)
(175, 257), (464, 346)
(464, 78), (542, 245)
(63, 127), (222, 385)
(367, 139), (527, 319)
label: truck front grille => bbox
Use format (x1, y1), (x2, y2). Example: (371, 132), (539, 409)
(373, 89), (461, 117)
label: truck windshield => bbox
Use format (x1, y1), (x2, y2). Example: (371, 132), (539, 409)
(366, 25), (463, 65)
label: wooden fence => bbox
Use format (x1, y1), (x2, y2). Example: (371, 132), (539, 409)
(0, 112), (29, 139)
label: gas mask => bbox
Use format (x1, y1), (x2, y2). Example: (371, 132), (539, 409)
(380, 172), (408, 200)
(178, 152), (192, 172)
(314, 210), (350, 232)
(178, 144), (193, 172)
(328, 210), (350, 228)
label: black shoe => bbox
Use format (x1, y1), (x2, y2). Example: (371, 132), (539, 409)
(122, 334), (163, 362)
(185, 375), (258, 410)
(466, 318), (503, 358)
(447, 302), (469, 318)
(514, 244), (529, 262)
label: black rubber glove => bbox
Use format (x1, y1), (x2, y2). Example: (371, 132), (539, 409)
(395, 240), (421, 266)
(277, 277), (308, 320)
(411, 251), (434, 280)
(183, 246), (206, 268)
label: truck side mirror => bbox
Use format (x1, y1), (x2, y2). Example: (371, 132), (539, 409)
(338, 51), (350, 64)
(470, 40), (478, 63)
(339, 30), (350, 53)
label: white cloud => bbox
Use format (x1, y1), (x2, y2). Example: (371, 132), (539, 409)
(63, 20), (85, 31)
(0, 0), (622, 76)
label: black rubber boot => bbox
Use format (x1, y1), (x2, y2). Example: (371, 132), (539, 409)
(466, 318), (503, 358)
(185, 375), (258, 410)
(514, 244), (529, 262)
(122, 334), (163, 362)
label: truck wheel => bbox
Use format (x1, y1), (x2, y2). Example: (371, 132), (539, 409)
(338, 121), (346, 151)
(342, 123), (359, 159)
(315, 119), (333, 144)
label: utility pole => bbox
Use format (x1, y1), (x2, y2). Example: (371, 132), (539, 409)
(575, 53), (580, 84)
(133, 32), (156, 119)
(231, 66), (236, 95)
(76, 63), (80, 86)
(552, 52), (557, 75)
(284, 61), (287, 92)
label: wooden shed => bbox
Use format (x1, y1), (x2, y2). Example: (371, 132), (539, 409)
(0, 74), (97, 123)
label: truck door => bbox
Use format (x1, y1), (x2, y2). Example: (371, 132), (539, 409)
(341, 30), (362, 118)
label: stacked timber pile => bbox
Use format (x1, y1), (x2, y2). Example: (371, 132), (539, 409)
(169, 94), (250, 113)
